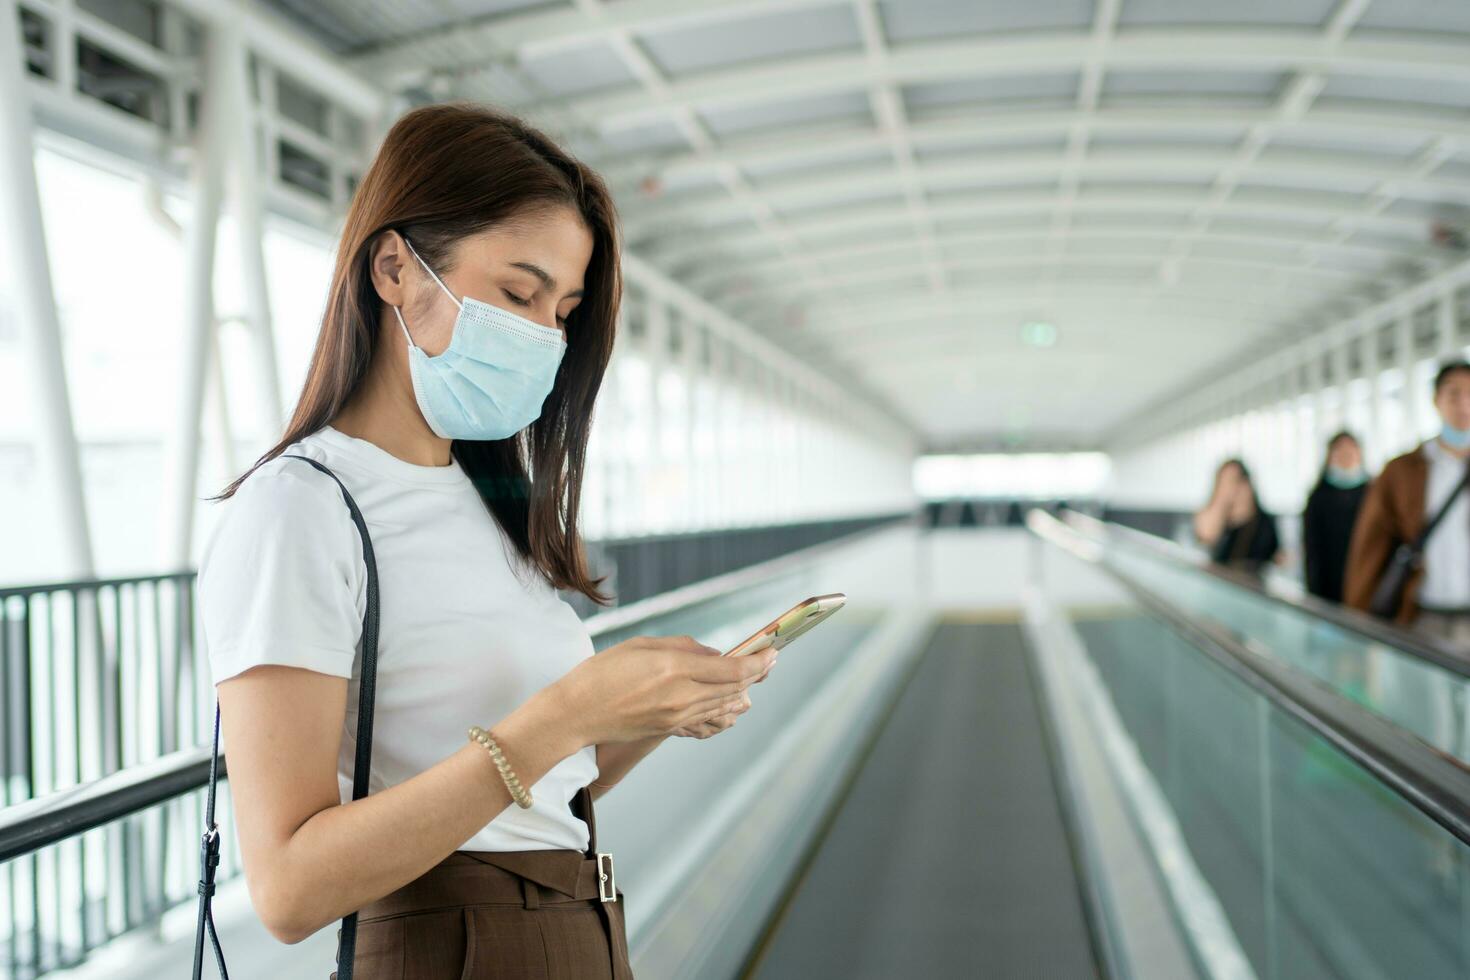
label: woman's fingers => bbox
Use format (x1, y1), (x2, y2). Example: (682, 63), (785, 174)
(679, 696), (742, 729)
(641, 634), (723, 657)
(683, 647), (775, 683)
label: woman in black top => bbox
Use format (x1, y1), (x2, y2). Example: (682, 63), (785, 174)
(1194, 458), (1281, 574)
(1302, 431), (1370, 603)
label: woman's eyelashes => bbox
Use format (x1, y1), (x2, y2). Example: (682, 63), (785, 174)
(502, 288), (571, 328)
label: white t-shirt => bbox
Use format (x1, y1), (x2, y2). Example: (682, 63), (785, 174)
(197, 424), (599, 852)
(1419, 439), (1470, 609)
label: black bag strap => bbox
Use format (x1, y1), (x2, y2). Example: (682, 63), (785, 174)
(193, 454), (380, 980)
(1412, 458), (1470, 553)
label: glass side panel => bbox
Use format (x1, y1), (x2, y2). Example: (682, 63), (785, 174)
(1108, 545), (1470, 765)
(1042, 543), (1470, 980)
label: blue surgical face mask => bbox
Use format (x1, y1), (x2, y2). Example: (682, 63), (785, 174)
(394, 236), (567, 441)
(1324, 466), (1367, 489)
(1441, 425), (1470, 450)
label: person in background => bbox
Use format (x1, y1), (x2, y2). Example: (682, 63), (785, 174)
(1194, 458), (1281, 573)
(1303, 431), (1370, 603)
(1346, 361), (1470, 641)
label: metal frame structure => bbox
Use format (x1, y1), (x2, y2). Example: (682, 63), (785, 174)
(4, 0), (918, 579)
(335, 0), (1470, 445)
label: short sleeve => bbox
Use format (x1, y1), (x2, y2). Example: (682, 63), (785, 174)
(198, 461), (366, 685)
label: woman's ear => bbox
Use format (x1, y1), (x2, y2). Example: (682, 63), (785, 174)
(368, 230), (409, 308)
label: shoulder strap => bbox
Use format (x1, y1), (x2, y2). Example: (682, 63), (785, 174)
(1415, 460), (1470, 550)
(193, 454), (380, 980)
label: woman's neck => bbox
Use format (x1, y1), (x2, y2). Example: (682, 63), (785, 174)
(331, 350), (453, 468)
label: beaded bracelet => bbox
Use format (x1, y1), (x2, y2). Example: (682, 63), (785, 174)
(467, 725), (534, 809)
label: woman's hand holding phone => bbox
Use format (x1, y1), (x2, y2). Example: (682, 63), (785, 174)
(549, 634), (775, 746)
(670, 650), (776, 738)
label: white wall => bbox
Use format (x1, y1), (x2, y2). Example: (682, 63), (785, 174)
(1106, 275), (1470, 519)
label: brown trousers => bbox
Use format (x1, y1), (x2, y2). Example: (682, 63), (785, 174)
(334, 788), (633, 979)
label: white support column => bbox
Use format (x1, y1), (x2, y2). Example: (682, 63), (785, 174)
(208, 317), (240, 482)
(1302, 339), (1323, 447)
(1333, 331), (1352, 438)
(0, 0), (94, 577)
(707, 336), (729, 527)
(644, 298), (668, 533)
(161, 25), (230, 569)
(1295, 343), (1315, 492)
(677, 314), (702, 530)
(1273, 359), (1295, 504)
(223, 31), (284, 437)
(1438, 290), (1460, 360)
(1363, 322), (1384, 467)
(1397, 311), (1422, 445)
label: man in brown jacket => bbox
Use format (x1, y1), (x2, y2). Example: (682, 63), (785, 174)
(1344, 360), (1470, 643)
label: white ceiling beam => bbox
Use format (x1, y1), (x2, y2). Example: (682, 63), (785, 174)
(1152, 0), (1376, 283)
(349, 0), (842, 78)
(721, 252), (1368, 303)
(600, 105), (1470, 190)
(639, 191), (1441, 266)
(1048, 0), (1121, 277)
(168, 0), (386, 120)
(851, 0), (945, 293)
(797, 308), (1280, 348)
(825, 323), (1275, 362)
(679, 225), (1447, 293)
(621, 147), (1469, 233)
(592, 11), (811, 278)
(1322, 135), (1461, 252)
(800, 296), (1329, 342)
(507, 32), (1470, 127)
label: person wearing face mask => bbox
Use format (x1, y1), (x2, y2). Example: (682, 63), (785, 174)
(1346, 361), (1470, 639)
(1194, 458), (1281, 574)
(195, 105), (777, 978)
(1303, 431), (1370, 603)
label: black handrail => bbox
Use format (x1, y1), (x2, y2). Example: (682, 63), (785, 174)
(0, 569), (196, 599)
(1030, 509), (1470, 847)
(0, 516), (911, 862)
(0, 747), (221, 863)
(1068, 510), (1470, 681)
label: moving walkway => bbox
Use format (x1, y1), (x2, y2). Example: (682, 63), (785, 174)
(1, 515), (1466, 979)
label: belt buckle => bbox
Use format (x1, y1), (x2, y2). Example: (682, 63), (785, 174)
(596, 852), (616, 903)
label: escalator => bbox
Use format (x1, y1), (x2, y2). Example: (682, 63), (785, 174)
(745, 623), (1103, 979)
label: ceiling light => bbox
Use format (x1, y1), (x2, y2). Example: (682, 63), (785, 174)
(1020, 321), (1058, 348)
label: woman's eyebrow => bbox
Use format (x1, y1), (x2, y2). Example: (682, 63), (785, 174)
(508, 261), (585, 299)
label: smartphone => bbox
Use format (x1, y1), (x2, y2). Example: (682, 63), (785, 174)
(724, 594), (847, 657)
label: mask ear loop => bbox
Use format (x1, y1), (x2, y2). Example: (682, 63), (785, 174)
(401, 235), (463, 310)
(392, 306), (416, 349)
(394, 233), (463, 351)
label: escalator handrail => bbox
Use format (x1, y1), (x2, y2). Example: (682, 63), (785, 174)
(0, 516), (915, 862)
(1029, 508), (1470, 848)
(1068, 510), (1470, 681)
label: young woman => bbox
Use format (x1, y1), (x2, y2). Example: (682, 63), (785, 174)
(1302, 431), (1370, 603)
(1193, 458), (1280, 574)
(197, 104), (776, 979)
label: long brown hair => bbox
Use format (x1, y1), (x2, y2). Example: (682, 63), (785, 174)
(212, 103), (619, 602)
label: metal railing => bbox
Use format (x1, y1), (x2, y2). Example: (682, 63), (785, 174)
(0, 515), (911, 978)
(0, 573), (216, 978)
(1029, 509), (1470, 847)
